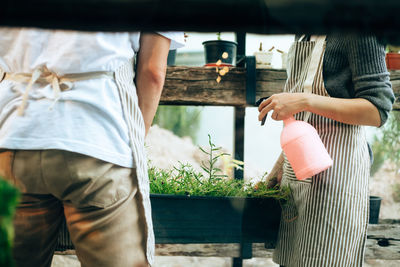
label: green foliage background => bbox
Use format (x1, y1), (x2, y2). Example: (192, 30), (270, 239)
(153, 105), (202, 142)
(0, 178), (19, 267)
(371, 111), (400, 176)
(370, 111), (400, 202)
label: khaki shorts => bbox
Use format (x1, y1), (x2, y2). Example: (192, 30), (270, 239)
(0, 149), (147, 267)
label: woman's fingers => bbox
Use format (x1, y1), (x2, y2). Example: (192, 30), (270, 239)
(271, 110), (280, 121)
(258, 104), (273, 121)
(258, 96), (272, 112)
(258, 93), (307, 121)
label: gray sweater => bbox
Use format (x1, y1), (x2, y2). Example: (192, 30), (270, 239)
(297, 34), (395, 126)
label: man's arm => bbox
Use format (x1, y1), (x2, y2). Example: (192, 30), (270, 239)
(136, 32), (171, 135)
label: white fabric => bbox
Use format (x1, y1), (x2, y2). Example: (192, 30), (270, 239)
(114, 60), (155, 265)
(0, 27), (184, 168)
(302, 35), (326, 122)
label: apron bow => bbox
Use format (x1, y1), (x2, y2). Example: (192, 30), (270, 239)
(4, 66), (113, 116)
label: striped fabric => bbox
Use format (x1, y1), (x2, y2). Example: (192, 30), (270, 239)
(273, 39), (370, 266)
(114, 60), (155, 265)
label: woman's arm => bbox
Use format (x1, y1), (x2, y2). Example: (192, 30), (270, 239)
(258, 35), (394, 127)
(258, 92), (382, 127)
(136, 32), (171, 135)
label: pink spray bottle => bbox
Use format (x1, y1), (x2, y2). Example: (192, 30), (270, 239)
(280, 116), (333, 180)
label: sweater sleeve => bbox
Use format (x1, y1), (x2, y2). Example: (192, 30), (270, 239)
(345, 34), (395, 126)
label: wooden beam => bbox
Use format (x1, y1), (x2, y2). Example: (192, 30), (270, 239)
(162, 67), (400, 110)
(2, 0), (400, 45)
(161, 67), (246, 106)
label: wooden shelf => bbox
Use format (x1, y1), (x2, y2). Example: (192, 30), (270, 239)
(162, 67), (400, 110)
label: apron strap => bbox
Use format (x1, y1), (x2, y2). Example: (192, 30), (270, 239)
(303, 35), (326, 122)
(265, 35), (326, 184)
(4, 68), (114, 116)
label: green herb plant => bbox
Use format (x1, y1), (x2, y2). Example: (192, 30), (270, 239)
(199, 134), (230, 181)
(149, 135), (289, 201)
(386, 45), (400, 53)
(0, 178), (20, 267)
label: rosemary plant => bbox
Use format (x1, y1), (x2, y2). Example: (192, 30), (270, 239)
(149, 135), (289, 201)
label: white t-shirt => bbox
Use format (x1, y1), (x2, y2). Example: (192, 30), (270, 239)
(0, 27), (184, 167)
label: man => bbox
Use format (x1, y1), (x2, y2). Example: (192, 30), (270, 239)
(0, 28), (184, 267)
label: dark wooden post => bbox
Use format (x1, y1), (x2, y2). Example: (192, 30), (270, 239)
(234, 32), (246, 181)
(232, 31), (246, 267)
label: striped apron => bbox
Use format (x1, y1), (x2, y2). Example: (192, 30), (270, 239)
(273, 36), (370, 267)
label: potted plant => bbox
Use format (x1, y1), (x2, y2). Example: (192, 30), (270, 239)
(167, 49), (177, 66)
(149, 136), (287, 244)
(254, 43), (274, 69)
(202, 32), (238, 67)
(166, 33), (189, 66)
(386, 45), (400, 70)
(55, 136), (288, 251)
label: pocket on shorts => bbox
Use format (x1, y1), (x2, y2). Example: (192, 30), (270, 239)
(61, 151), (136, 208)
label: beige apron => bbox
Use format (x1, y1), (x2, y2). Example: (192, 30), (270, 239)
(114, 60), (155, 264)
(273, 36), (370, 267)
(4, 60), (155, 265)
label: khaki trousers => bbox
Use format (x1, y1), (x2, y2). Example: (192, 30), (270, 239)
(0, 150), (147, 267)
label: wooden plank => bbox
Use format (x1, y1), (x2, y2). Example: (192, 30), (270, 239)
(366, 224), (400, 260)
(162, 67), (400, 110)
(2, 0), (400, 46)
(155, 243), (274, 258)
(161, 67), (246, 106)
(54, 224), (400, 260)
(156, 224), (400, 260)
(154, 224), (400, 260)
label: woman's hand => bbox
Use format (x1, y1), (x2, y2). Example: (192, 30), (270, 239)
(258, 93), (310, 121)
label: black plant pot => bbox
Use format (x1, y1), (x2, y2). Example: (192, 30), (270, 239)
(167, 49), (177, 66)
(369, 195), (382, 224)
(202, 40), (238, 66)
(151, 194), (281, 244)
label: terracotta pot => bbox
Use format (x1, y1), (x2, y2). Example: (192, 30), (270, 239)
(385, 52), (400, 70)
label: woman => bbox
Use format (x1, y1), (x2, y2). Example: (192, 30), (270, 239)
(258, 34), (394, 266)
